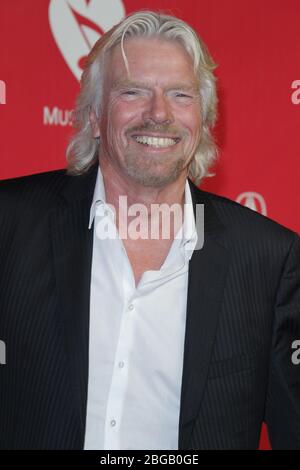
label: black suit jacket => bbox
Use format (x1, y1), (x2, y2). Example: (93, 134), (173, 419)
(0, 164), (299, 449)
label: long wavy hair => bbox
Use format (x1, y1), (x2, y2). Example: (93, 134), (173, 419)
(66, 10), (219, 185)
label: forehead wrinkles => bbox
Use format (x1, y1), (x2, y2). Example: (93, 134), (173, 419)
(106, 38), (198, 87)
(110, 78), (200, 94)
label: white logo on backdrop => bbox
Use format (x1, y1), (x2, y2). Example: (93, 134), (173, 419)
(0, 80), (6, 104)
(49, 0), (125, 81)
(291, 80), (300, 105)
(236, 192), (267, 216)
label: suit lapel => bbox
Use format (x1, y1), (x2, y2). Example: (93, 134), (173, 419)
(50, 165), (98, 447)
(178, 181), (231, 449)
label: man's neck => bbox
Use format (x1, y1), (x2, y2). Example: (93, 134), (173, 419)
(98, 157), (187, 242)
(98, 158), (186, 210)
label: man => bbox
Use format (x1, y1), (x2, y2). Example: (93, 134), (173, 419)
(0, 10), (299, 450)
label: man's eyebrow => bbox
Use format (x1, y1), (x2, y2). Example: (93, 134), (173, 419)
(111, 79), (138, 89)
(111, 79), (200, 92)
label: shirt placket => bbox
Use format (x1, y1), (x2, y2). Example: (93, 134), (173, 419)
(103, 214), (138, 450)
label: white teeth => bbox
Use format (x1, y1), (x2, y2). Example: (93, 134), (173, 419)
(133, 136), (177, 147)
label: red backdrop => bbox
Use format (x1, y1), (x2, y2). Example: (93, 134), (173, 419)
(1, 0), (300, 450)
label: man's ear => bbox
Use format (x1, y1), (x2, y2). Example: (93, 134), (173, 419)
(89, 110), (100, 138)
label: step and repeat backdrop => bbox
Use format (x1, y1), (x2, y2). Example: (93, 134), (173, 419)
(1, 0), (300, 450)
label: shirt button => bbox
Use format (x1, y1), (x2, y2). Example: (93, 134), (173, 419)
(128, 304), (134, 311)
(110, 419), (116, 427)
(118, 361), (125, 368)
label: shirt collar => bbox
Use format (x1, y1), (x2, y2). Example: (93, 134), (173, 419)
(179, 177), (198, 252)
(88, 165), (198, 250)
(88, 165), (106, 230)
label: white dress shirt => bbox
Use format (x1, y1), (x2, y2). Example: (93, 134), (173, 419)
(84, 165), (197, 450)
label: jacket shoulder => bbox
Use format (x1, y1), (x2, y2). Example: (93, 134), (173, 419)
(194, 185), (299, 246)
(0, 168), (68, 209)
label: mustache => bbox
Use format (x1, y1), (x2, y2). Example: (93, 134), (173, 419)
(127, 123), (181, 135)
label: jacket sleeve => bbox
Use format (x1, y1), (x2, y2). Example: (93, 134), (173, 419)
(264, 232), (300, 449)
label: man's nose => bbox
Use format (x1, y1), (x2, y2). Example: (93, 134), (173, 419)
(142, 91), (174, 124)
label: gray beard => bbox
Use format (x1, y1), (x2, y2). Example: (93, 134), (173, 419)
(123, 152), (186, 188)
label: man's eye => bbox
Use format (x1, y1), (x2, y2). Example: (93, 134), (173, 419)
(175, 93), (192, 98)
(122, 90), (138, 96)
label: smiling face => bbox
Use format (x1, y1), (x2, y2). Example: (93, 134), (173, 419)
(91, 36), (202, 188)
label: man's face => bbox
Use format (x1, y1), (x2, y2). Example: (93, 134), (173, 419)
(91, 37), (202, 187)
